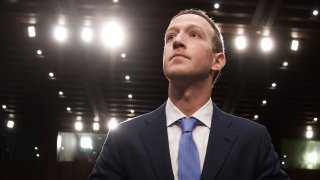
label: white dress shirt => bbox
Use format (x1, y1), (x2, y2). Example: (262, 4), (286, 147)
(165, 98), (213, 180)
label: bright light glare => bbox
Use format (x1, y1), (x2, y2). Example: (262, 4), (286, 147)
(128, 94), (133, 98)
(108, 118), (118, 130)
(36, 153), (40, 157)
(260, 37), (273, 52)
(306, 130), (313, 139)
(121, 53), (126, 58)
(93, 122), (100, 131)
(254, 115), (259, 119)
(59, 91), (63, 96)
(130, 110), (134, 114)
(272, 83), (277, 88)
(235, 36), (247, 50)
(57, 135), (62, 149)
(314, 117), (318, 122)
(7, 120), (14, 128)
(214, 3), (220, 9)
(306, 152), (318, 164)
(2, 105), (6, 109)
(37, 50), (42, 55)
(102, 22), (125, 47)
(307, 126), (312, 131)
(262, 100), (267, 105)
(80, 136), (93, 149)
(113, 0), (119, 3)
(81, 27), (93, 42)
(291, 40), (299, 51)
(125, 75), (130, 80)
(313, 10), (319, 16)
(28, 26), (36, 37)
(66, 107), (71, 111)
(283, 62), (288, 67)
(49, 72), (54, 77)
(75, 121), (83, 131)
(54, 26), (67, 41)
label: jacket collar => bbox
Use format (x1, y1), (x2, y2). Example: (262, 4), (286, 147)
(201, 103), (237, 180)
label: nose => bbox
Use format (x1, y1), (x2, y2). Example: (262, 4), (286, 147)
(172, 34), (186, 49)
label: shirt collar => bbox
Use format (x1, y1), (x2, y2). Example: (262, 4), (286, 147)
(165, 98), (213, 128)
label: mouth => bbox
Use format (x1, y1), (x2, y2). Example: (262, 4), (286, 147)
(170, 53), (189, 61)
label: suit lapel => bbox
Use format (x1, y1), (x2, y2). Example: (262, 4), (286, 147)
(140, 104), (174, 180)
(201, 104), (237, 180)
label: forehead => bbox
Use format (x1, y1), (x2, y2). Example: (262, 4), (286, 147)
(167, 14), (214, 35)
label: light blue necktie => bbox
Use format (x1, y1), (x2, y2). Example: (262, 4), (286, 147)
(178, 117), (201, 180)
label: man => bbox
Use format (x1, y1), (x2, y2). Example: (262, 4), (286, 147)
(89, 9), (289, 180)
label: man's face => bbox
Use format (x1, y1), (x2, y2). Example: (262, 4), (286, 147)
(163, 14), (218, 83)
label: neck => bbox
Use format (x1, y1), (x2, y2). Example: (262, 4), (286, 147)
(168, 78), (212, 116)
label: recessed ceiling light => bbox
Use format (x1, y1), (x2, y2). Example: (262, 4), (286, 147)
(254, 115), (259, 119)
(54, 26), (67, 42)
(128, 94), (133, 98)
(313, 9), (318, 16)
(125, 75), (130, 80)
(214, 3), (220, 9)
(108, 118), (118, 129)
(121, 53), (126, 58)
(75, 121), (83, 131)
(306, 129), (313, 139)
(58, 91), (64, 96)
(2, 105), (6, 109)
(66, 107), (71, 111)
(102, 21), (125, 48)
(283, 61), (288, 67)
(35, 147), (38, 150)
(260, 37), (273, 52)
(49, 72), (54, 77)
(7, 120), (14, 128)
(271, 82), (277, 88)
(291, 40), (299, 51)
(235, 36), (247, 50)
(37, 49), (42, 55)
(28, 26), (36, 37)
(93, 122), (100, 131)
(36, 153), (40, 157)
(262, 100), (267, 105)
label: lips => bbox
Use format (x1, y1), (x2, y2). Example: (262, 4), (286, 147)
(170, 53), (189, 61)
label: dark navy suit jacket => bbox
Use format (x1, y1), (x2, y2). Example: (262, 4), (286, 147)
(89, 103), (289, 180)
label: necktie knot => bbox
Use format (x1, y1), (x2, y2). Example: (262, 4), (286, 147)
(179, 117), (198, 133)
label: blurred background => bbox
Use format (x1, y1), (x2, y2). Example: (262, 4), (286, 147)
(0, 0), (319, 179)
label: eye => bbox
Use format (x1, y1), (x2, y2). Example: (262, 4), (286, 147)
(166, 34), (176, 42)
(190, 31), (200, 38)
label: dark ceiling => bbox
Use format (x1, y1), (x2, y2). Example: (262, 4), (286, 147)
(0, 0), (319, 137)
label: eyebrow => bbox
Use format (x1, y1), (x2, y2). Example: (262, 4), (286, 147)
(165, 24), (206, 35)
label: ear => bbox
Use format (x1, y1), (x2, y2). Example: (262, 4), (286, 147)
(212, 52), (226, 71)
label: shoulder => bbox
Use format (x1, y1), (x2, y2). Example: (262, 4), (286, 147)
(213, 105), (267, 140)
(110, 103), (166, 136)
